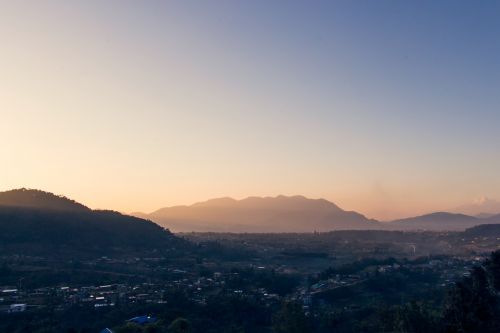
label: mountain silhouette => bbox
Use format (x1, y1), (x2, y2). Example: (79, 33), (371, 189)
(387, 212), (500, 231)
(463, 223), (500, 238)
(139, 195), (381, 232)
(0, 188), (89, 211)
(0, 189), (184, 256)
(387, 212), (477, 231)
(5, 189), (500, 235)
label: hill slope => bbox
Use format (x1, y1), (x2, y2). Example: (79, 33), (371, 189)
(0, 188), (89, 211)
(0, 189), (184, 256)
(463, 224), (500, 238)
(387, 212), (500, 231)
(140, 195), (381, 232)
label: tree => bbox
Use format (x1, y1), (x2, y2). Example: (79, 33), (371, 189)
(167, 318), (191, 333)
(272, 301), (312, 333)
(485, 250), (500, 292)
(393, 301), (439, 333)
(374, 302), (439, 333)
(115, 323), (144, 333)
(443, 266), (499, 333)
(144, 323), (165, 333)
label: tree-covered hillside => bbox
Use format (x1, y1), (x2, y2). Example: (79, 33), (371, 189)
(0, 189), (186, 256)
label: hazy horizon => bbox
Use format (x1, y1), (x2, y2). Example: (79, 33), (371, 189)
(132, 194), (500, 221)
(2, 187), (500, 222)
(2, 1), (499, 220)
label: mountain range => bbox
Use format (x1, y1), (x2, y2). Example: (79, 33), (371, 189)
(2, 189), (500, 236)
(386, 212), (500, 231)
(136, 195), (381, 232)
(137, 195), (500, 232)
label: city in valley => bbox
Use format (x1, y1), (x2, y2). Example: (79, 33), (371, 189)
(2, 190), (500, 332)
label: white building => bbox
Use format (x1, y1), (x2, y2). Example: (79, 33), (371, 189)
(9, 304), (27, 313)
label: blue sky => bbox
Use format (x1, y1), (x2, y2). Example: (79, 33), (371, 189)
(1, 1), (499, 219)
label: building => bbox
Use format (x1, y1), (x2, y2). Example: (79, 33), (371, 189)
(9, 304), (27, 313)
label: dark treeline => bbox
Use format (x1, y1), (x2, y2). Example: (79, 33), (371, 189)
(0, 206), (188, 256)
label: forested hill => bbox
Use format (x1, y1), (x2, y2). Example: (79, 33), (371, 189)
(0, 188), (90, 211)
(0, 189), (186, 256)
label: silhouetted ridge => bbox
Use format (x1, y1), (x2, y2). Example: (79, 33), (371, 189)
(0, 188), (89, 211)
(0, 189), (186, 256)
(388, 212), (480, 231)
(143, 195), (379, 232)
(185, 195), (341, 211)
(464, 224), (500, 237)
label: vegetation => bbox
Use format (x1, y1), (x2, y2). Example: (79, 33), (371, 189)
(0, 190), (188, 257)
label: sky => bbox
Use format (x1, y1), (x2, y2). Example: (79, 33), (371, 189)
(1, 1), (499, 220)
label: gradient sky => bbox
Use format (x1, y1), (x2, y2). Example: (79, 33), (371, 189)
(1, 1), (499, 220)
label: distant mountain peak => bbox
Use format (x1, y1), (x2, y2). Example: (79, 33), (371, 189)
(0, 188), (90, 212)
(425, 212), (471, 218)
(388, 211), (483, 231)
(191, 197), (238, 207)
(187, 195), (341, 211)
(145, 195), (377, 232)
